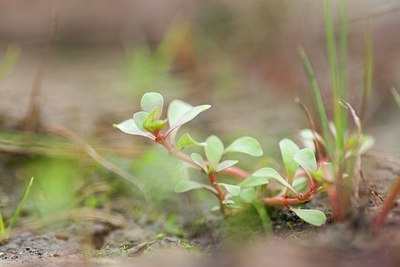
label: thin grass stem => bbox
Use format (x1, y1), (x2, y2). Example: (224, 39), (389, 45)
(339, 0), (348, 130)
(0, 213), (5, 237)
(324, 0), (344, 152)
(360, 21), (373, 123)
(297, 46), (334, 159)
(6, 177), (34, 232)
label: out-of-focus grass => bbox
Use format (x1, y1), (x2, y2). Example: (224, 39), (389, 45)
(0, 44), (20, 81)
(124, 19), (190, 99)
(0, 131), (144, 158)
(361, 22), (373, 122)
(28, 158), (78, 218)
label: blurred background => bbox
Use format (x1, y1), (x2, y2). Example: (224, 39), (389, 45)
(0, 0), (399, 236)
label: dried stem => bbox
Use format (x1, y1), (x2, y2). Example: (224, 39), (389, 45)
(24, 11), (58, 132)
(373, 176), (400, 230)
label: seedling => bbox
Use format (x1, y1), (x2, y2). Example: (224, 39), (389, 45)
(115, 93), (327, 228)
(297, 0), (375, 221)
(0, 177), (34, 241)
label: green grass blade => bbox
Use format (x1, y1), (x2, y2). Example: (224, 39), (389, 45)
(339, 0), (348, 130)
(6, 177), (34, 232)
(0, 213), (5, 236)
(297, 47), (334, 158)
(360, 22), (373, 122)
(0, 44), (20, 81)
(324, 0), (344, 152)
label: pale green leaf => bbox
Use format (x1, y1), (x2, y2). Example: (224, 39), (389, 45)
(140, 92), (163, 117)
(299, 129), (324, 142)
(279, 139), (300, 179)
(252, 167), (296, 193)
(175, 180), (205, 193)
(299, 129), (325, 153)
(225, 136), (263, 157)
(294, 149), (317, 176)
(205, 135), (224, 167)
(219, 183), (241, 196)
(291, 208), (326, 226)
(215, 160), (238, 172)
(190, 153), (208, 173)
(176, 134), (206, 151)
(240, 176), (269, 188)
(133, 111), (149, 131)
(113, 119), (155, 140)
(167, 100), (193, 127)
(166, 105), (211, 135)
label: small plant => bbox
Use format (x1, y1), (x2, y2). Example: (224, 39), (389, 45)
(297, 0), (374, 221)
(115, 92), (327, 228)
(0, 177), (34, 241)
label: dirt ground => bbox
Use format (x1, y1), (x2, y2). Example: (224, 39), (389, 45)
(0, 158), (398, 267)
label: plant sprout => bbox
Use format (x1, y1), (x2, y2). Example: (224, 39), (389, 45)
(115, 92), (327, 228)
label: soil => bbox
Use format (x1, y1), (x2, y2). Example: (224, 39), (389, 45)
(0, 158), (398, 267)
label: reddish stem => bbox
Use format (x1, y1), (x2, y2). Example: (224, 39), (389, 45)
(262, 196), (311, 206)
(262, 182), (318, 206)
(208, 172), (225, 198)
(373, 176), (400, 230)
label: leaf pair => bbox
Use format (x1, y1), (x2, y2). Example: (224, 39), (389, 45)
(114, 92), (210, 140)
(166, 100), (211, 136)
(189, 135), (263, 174)
(240, 139), (317, 193)
(280, 139), (318, 179)
(239, 167), (295, 194)
(284, 140), (334, 184)
(190, 152), (239, 175)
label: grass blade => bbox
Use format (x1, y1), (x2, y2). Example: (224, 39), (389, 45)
(324, 0), (344, 152)
(6, 177), (34, 232)
(360, 21), (373, 123)
(0, 44), (20, 81)
(297, 47), (334, 158)
(339, 0), (348, 131)
(0, 213), (5, 236)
